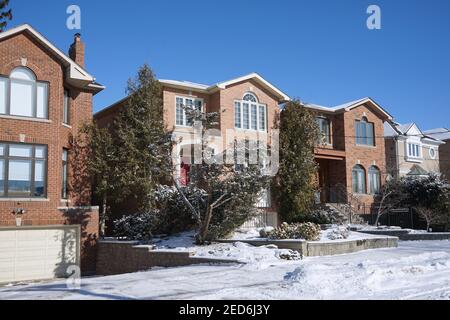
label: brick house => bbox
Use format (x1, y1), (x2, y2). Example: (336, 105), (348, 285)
(95, 73), (290, 226)
(304, 98), (393, 214)
(385, 122), (444, 178)
(0, 24), (103, 282)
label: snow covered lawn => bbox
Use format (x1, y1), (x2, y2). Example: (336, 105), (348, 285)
(1, 240), (450, 300)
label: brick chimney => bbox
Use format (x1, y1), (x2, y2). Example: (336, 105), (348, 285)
(69, 33), (85, 67)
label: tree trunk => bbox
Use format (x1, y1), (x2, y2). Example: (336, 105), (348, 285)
(100, 194), (107, 238)
(197, 204), (214, 245)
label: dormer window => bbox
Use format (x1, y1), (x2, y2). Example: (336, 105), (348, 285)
(0, 67), (48, 119)
(235, 93), (267, 132)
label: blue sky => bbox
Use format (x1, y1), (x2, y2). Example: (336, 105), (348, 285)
(7, 0), (450, 129)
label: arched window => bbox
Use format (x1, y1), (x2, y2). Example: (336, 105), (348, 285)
(235, 93), (267, 132)
(0, 67), (48, 119)
(243, 93), (258, 103)
(368, 166), (381, 194)
(355, 116), (375, 146)
(352, 165), (366, 194)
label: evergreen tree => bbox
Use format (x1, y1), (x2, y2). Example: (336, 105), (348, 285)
(273, 99), (319, 223)
(79, 123), (116, 237)
(112, 64), (173, 212)
(0, 0), (12, 32)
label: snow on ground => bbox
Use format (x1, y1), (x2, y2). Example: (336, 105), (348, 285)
(1, 241), (450, 300)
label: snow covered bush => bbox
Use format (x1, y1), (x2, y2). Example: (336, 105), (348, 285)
(155, 185), (199, 234)
(327, 227), (350, 240)
(113, 211), (159, 241)
(267, 222), (321, 241)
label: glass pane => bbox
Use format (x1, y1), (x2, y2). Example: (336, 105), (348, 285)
(259, 106), (266, 131)
(367, 123), (374, 146)
(8, 160), (31, 196)
(234, 102), (241, 128)
(34, 160), (45, 197)
(251, 105), (257, 130)
(176, 97), (183, 125)
(352, 171), (358, 193)
(355, 121), (361, 144)
(243, 103), (249, 129)
(63, 90), (69, 124)
(360, 122), (367, 145)
(62, 162), (68, 199)
(10, 68), (35, 81)
(9, 144), (32, 157)
(36, 82), (48, 119)
(62, 149), (68, 161)
(10, 80), (34, 117)
(0, 144), (4, 156)
(0, 77), (7, 114)
(185, 99), (194, 126)
(35, 146), (46, 159)
(0, 159), (4, 196)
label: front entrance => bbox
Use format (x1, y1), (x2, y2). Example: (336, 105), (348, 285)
(316, 158), (346, 203)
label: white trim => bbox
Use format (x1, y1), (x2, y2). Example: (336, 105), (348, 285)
(174, 95), (204, 127)
(160, 73), (290, 103)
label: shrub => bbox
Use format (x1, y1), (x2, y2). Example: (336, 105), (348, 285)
(327, 227), (350, 240)
(155, 185), (199, 234)
(267, 222), (321, 241)
(113, 211), (159, 241)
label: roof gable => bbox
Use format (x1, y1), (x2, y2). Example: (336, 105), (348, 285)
(0, 24), (104, 92)
(159, 73), (290, 103)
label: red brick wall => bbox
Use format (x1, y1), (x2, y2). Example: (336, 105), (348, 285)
(343, 104), (387, 210)
(0, 31), (98, 273)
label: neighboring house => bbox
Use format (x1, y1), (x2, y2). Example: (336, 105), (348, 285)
(95, 73), (289, 226)
(423, 128), (450, 179)
(384, 122), (444, 178)
(0, 25), (103, 283)
(304, 97), (393, 214)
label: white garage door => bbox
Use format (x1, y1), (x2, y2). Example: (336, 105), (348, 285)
(0, 226), (80, 284)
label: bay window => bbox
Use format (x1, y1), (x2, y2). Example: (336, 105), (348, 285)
(0, 143), (47, 198)
(234, 93), (267, 132)
(0, 67), (49, 119)
(175, 96), (203, 127)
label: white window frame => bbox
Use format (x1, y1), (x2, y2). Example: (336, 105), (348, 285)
(0, 68), (49, 120)
(175, 96), (204, 127)
(406, 142), (422, 160)
(234, 93), (267, 132)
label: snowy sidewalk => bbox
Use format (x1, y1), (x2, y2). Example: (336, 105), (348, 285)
(1, 241), (450, 300)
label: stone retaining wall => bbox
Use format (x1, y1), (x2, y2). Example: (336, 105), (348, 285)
(217, 234), (398, 257)
(96, 240), (239, 276)
(359, 230), (450, 241)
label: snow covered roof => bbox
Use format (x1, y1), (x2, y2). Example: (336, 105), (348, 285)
(423, 128), (450, 141)
(0, 24), (104, 93)
(304, 97), (393, 120)
(160, 73), (290, 103)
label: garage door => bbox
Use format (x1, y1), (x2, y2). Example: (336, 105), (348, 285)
(0, 226), (80, 284)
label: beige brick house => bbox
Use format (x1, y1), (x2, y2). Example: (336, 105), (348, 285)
(304, 98), (393, 214)
(95, 73), (290, 225)
(423, 128), (450, 179)
(0, 24), (103, 282)
(385, 122), (444, 178)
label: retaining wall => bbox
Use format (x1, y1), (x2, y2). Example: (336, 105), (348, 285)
(96, 240), (239, 276)
(359, 230), (450, 241)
